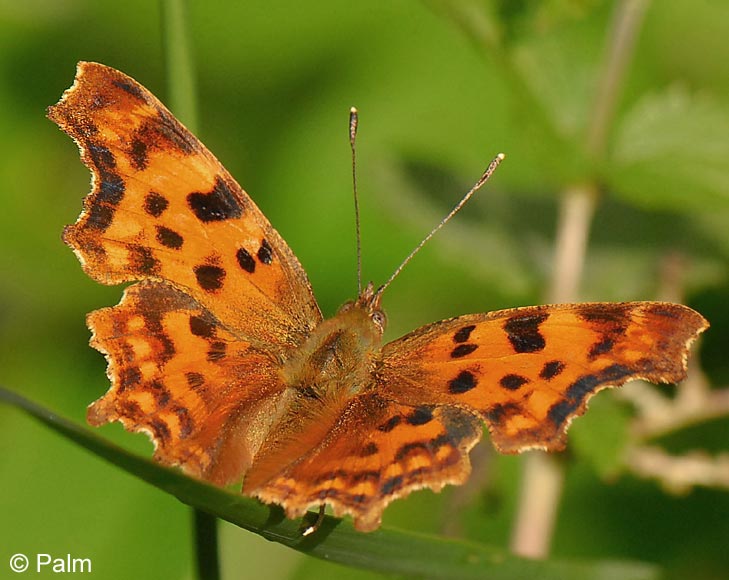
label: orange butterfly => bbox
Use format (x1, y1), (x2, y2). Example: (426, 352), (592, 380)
(49, 62), (708, 532)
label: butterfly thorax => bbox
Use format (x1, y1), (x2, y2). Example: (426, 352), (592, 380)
(281, 283), (386, 399)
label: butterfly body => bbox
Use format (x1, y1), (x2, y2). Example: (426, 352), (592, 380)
(280, 283), (385, 401)
(50, 62), (708, 532)
(240, 288), (387, 494)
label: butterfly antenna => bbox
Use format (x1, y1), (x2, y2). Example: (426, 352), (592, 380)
(349, 107), (363, 295)
(375, 153), (506, 298)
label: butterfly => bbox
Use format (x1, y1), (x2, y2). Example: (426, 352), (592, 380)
(49, 62), (708, 532)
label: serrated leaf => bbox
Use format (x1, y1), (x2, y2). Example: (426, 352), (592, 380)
(610, 86), (729, 210)
(0, 386), (659, 579)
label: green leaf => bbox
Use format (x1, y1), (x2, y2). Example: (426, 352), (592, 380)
(512, 28), (595, 141)
(569, 392), (631, 479)
(0, 386), (659, 579)
(610, 86), (729, 210)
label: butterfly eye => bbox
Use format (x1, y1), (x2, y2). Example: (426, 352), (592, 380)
(371, 310), (387, 331)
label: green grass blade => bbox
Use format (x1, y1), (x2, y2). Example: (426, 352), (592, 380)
(160, 0), (198, 131)
(0, 386), (659, 580)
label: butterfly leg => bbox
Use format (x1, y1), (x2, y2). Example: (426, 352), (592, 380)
(301, 504), (326, 537)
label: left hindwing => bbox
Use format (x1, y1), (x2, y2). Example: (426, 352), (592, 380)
(376, 302), (708, 453)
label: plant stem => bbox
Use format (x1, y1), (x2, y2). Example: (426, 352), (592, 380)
(585, 0), (651, 158)
(509, 0), (652, 559)
(160, 1), (217, 578)
(548, 184), (599, 303)
(509, 451), (566, 558)
(161, 0), (198, 131)
(510, 184), (597, 559)
(193, 510), (221, 580)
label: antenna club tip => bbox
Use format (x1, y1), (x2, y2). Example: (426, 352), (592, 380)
(496, 153), (506, 161)
(350, 106), (358, 114)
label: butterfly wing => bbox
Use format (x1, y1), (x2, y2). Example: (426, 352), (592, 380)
(87, 281), (287, 484)
(242, 301), (706, 531)
(50, 63), (321, 482)
(244, 392), (482, 532)
(49, 62), (321, 349)
(377, 302), (708, 453)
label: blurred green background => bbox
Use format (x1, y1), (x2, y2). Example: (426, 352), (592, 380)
(1, 1), (728, 578)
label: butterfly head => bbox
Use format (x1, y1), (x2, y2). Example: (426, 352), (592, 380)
(337, 281), (387, 335)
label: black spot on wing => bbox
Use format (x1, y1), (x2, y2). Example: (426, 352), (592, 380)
(187, 176), (242, 222)
(360, 442), (378, 457)
(129, 245), (160, 275)
(453, 324), (476, 343)
(156, 225), (184, 249)
(406, 406), (433, 426)
(118, 366), (142, 392)
(500, 374), (529, 390)
(503, 312), (548, 353)
(189, 314), (215, 338)
(588, 337), (614, 360)
(194, 264), (225, 292)
(207, 341), (227, 362)
(451, 343), (478, 358)
(448, 370), (477, 394)
(236, 248), (256, 273)
(377, 415), (401, 432)
(185, 372), (205, 390)
(130, 137), (148, 170)
(144, 191), (168, 217)
(540, 360), (565, 380)
(257, 239), (273, 265)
